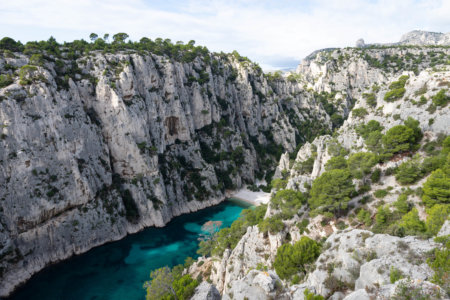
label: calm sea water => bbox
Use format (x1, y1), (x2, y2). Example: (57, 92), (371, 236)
(8, 199), (250, 300)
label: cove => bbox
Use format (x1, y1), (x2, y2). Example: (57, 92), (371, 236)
(8, 199), (251, 300)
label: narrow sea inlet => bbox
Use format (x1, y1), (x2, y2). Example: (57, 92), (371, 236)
(9, 199), (250, 300)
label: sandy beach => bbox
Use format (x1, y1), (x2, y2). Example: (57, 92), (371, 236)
(229, 188), (271, 206)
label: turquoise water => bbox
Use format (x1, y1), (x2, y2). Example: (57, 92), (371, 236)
(8, 199), (250, 300)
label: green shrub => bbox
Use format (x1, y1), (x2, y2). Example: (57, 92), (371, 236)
(144, 266), (175, 300)
(29, 53), (44, 66)
(18, 65), (38, 85)
(371, 168), (381, 183)
(421, 154), (446, 174)
(422, 168), (450, 208)
(373, 205), (394, 233)
(392, 278), (444, 299)
(352, 107), (368, 118)
(357, 208), (372, 226)
(291, 274), (301, 285)
(0, 74), (13, 88)
(374, 189), (388, 198)
(309, 169), (355, 215)
(1, 35), (216, 66)
(231, 146), (245, 165)
(393, 194), (411, 214)
(172, 274), (199, 300)
(384, 167), (397, 176)
(426, 204), (449, 236)
(422, 140), (440, 155)
(376, 205), (391, 223)
(390, 267), (404, 283)
(432, 89), (449, 107)
(303, 289), (324, 300)
(398, 208), (426, 236)
(418, 95), (428, 106)
(297, 219), (310, 234)
(258, 214), (285, 234)
(347, 152), (378, 179)
(393, 114), (401, 121)
(327, 139), (349, 157)
(365, 131), (384, 154)
(389, 75), (409, 90)
(144, 267), (198, 300)
(274, 237), (321, 280)
(395, 156), (424, 185)
(271, 178), (288, 191)
(404, 117), (423, 143)
(443, 136), (450, 153)
(325, 156), (347, 170)
(384, 88), (406, 102)
(384, 75), (409, 102)
(363, 93), (377, 107)
(357, 183), (371, 195)
(382, 124), (418, 158)
(356, 120), (384, 139)
(427, 243), (449, 293)
(0, 37), (23, 52)
(271, 189), (306, 219)
(294, 157), (315, 174)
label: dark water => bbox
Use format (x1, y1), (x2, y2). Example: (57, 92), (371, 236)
(8, 199), (250, 300)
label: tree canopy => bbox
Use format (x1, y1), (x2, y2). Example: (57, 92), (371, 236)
(144, 266), (199, 300)
(422, 168), (450, 208)
(382, 125), (416, 157)
(308, 169), (355, 214)
(271, 189), (306, 219)
(347, 152), (377, 179)
(426, 204), (449, 236)
(274, 236), (321, 280)
(325, 155), (347, 171)
(0, 34), (212, 64)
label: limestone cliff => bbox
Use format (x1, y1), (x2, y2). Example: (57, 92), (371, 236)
(0, 50), (330, 296)
(190, 44), (450, 299)
(1, 34), (450, 298)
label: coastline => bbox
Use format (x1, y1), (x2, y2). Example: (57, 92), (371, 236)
(3, 188), (270, 298)
(228, 188), (271, 206)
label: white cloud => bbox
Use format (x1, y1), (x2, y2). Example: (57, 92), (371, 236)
(0, 0), (449, 69)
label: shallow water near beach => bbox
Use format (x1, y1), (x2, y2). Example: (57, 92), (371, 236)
(9, 199), (250, 300)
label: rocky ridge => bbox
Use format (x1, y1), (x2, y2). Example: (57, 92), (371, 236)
(355, 30), (450, 48)
(399, 30), (450, 46)
(189, 44), (450, 299)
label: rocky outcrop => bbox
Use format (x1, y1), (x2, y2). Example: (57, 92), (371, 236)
(356, 30), (450, 47)
(210, 226), (274, 293)
(372, 278), (446, 299)
(193, 228), (445, 299)
(293, 229), (438, 298)
(399, 30), (450, 46)
(222, 270), (285, 300)
(0, 50), (331, 296)
(284, 59), (450, 189)
(191, 282), (221, 300)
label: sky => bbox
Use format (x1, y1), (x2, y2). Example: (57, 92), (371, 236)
(0, 0), (449, 70)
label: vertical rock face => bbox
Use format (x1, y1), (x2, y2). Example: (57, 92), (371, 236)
(0, 51), (331, 296)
